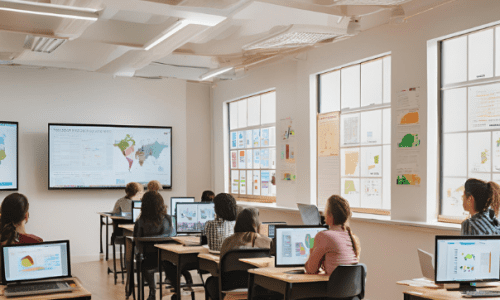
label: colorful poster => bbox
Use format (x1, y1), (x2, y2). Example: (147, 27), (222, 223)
(253, 129), (261, 147)
(246, 170), (253, 195)
(280, 118), (294, 140)
(398, 133), (421, 148)
(246, 149), (253, 169)
(341, 148), (360, 177)
(238, 131), (245, 148)
(230, 150), (237, 169)
(231, 132), (237, 149)
(261, 128), (270, 147)
(231, 170), (239, 194)
(260, 149), (269, 168)
(261, 171), (270, 196)
(246, 130), (252, 148)
(239, 150), (246, 169)
(361, 146), (381, 177)
(397, 109), (419, 125)
(253, 150), (260, 169)
(341, 178), (360, 207)
(253, 171), (261, 195)
(396, 174), (422, 186)
(239, 170), (246, 194)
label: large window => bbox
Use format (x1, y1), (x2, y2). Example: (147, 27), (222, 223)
(228, 91), (276, 202)
(440, 26), (500, 220)
(317, 55), (391, 214)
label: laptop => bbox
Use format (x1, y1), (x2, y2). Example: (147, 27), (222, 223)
(1, 240), (75, 297)
(297, 204), (322, 226)
(176, 202), (215, 246)
(261, 222), (286, 239)
(417, 248), (435, 281)
(274, 225), (328, 274)
(170, 197), (195, 216)
(132, 200), (142, 222)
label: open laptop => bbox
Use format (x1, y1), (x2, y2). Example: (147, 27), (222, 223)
(132, 200), (141, 222)
(417, 248), (435, 281)
(176, 202), (215, 246)
(274, 225), (328, 274)
(297, 204), (322, 226)
(170, 197), (195, 216)
(1, 240), (75, 297)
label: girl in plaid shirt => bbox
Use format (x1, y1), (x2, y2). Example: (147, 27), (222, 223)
(461, 178), (500, 235)
(203, 193), (237, 251)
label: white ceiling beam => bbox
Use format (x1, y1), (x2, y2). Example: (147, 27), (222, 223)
(0, 0), (99, 20)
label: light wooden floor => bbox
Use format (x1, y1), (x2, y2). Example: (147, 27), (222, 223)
(72, 260), (206, 300)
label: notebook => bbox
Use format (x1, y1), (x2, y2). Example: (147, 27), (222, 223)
(1, 240), (75, 297)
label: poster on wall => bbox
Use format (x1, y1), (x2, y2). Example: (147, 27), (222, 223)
(238, 150), (246, 169)
(231, 170), (239, 194)
(253, 129), (261, 147)
(231, 132), (237, 149)
(239, 170), (246, 194)
(246, 130), (252, 148)
(230, 151), (237, 169)
(280, 117), (297, 181)
(253, 171), (261, 195)
(261, 171), (270, 196)
(246, 149), (253, 169)
(318, 112), (340, 157)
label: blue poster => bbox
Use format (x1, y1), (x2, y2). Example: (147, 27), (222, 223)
(246, 130), (252, 148)
(260, 149), (269, 168)
(231, 132), (237, 149)
(238, 131), (245, 148)
(253, 129), (261, 148)
(261, 128), (270, 146)
(253, 149), (260, 169)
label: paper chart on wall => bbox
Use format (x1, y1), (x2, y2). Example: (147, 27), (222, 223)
(253, 150), (260, 169)
(361, 178), (382, 209)
(238, 131), (245, 148)
(397, 109), (419, 126)
(270, 170), (277, 196)
(231, 132), (237, 149)
(342, 114), (359, 146)
(261, 128), (270, 147)
(230, 151), (237, 169)
(397, 131), (421, 148)
(468, 83), (500, 131)
(281, 165), (296, 181)
(318, 112), (340, 157)
(260, 149), (269, 168)
(492, 131), (500, 172)
(261, 171), (270, 196)
(280, 117), (297, 181)
(397, 87), (420, 109)
(361, 147), (381, 177)
(253, 171), (261, 195)
(253, 129), (260, 147)
(246, 170), (253, 195)
(231, 170), (239, 194)
(239, 170), (246, 194)
(341, 148), (360, 177)
(441, 177), (467, 217)
(238, 150), (246, 169)
(246, 130), (252, 148)
(341, 178), (360, 207)
(396, 150), (421, 186)
(246, 149), (253, 169)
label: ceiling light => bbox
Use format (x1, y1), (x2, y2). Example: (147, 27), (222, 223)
(24, 36), (67, 53)
(0, 1), (98, 21)
(144, 20), (189, 51)
(199, 67), (234, 81)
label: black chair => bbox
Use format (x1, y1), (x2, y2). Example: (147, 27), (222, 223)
(218, 248), (271, 300)
(326, 263), (367, 300)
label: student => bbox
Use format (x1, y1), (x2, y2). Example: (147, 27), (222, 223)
(201, 190), (215, 202)
(147, 180), (162, 192)
(205, 208), (271, 300)
(111, 182), (144, 214)
(305, 195), (360, 275)
(461, 178), (500, 235)
(203, 193), (237, 251)
(133, 191), (191, 300)
(0, 193), (43, 245)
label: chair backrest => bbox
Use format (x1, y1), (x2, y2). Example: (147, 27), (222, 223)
(327, 263), (367, 299)
(134, 236), (175, 255)
(219, 248), (271, 292)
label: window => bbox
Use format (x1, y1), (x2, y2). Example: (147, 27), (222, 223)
(440, 26), (500, 221)
(228, 91), (276, 202)
(317, 55), (391, 214)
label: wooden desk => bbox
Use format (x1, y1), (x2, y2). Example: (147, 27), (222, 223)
(118, 223), (134, 234)
(156, 239), (209, 300)
(248, 267), (329, 300)
(98, 212), (132, 261)
(239, 257), (274, 268)
(400, 284), (500, 299)
(0, 278), (91, 300)
(198, 253), (220, 276)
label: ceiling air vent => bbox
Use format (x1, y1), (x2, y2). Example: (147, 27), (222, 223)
(23, 36), (68, 54)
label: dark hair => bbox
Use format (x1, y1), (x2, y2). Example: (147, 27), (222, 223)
(0, 193), (29, 245)
(201, 190), (215, 202)
(234, 208), (260, 233)
(326, 195), (360, 258)
(147, 180), (162, 192)
(125, 182), (143, 198)
(213, 193), (237, 221)
(140, 191), (169, 227)
(465, 178), (500, 215)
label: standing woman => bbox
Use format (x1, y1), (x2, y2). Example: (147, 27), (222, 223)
(111, 182), (144, 214)
(0, 193), (43, 245)
(305, 195), (359, 275)
(461, 178), (500, 235)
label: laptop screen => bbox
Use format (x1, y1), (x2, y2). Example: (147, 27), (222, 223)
(170, 197), (195, 216)
(132, 201), (141, 222)
(176, 202), (215, 233)
(2, 241), (71, 283)
(275, 226), (327, 267)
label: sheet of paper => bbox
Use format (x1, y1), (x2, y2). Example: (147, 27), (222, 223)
(269, 127), (276, 147)
(253, 171), (261, 195)
(231, 132), (237, 149)
(238, 150), (246, 169)
(361, 178), (382, 209)
(253, 149), (260, 169)
(397, 108), (419, 126)
(253, 129), (260, 147)
(318, 112), (340, 157)
(468, 131), (491, 173)
(261, 171), (270, 196)
(361, 146), (381, 177)
(246, 130), (252, 148)
(246, 170), (253, 195)
(246, 149), (253, 169)
(342, 114), (360, 146)
(230, 151), (237, 169)
(238, 131), (245, 148)
(341, 148), (360, 177)
(468, 83), (500, 131)
(239, 170), (246, 194)
(441, 177), (467, 217)
(397, 87), (420, 109)
(270, 148), (276, 169)
(260, 149), (269, 168)
(341, 178), (360, 207)
(261, 128), (270, 147)
(231, 170), (239, 194)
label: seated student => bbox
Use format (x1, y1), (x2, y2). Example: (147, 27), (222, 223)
(147, 180), (162, 192)
(461, 178), (500, 235)
(0, 193), (43, 245)
(203, 193), (237, 251)
(205, 208), (271, 300)
(112, 182), (144, 215)
(305, 195), (360, 275)
(133, 191), (191, 300)
(201, 190), (215, 202)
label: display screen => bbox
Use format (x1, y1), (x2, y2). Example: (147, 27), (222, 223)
(176, 202), (215, 233)
(170, 197), (195, 216)
(436, 236), (500, 283)
(0, 122), (18, 190)
(132, 201), (141, 222)
(48, 124), (172, 189)
(2, 241), (70, 283)
(275, 226), (327, 267)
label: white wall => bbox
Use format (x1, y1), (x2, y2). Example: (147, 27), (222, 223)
(0, 67), (211, 261)
(212, 0), (500, 299)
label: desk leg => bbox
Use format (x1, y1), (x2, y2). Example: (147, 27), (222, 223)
(106, 216), (109, 261)
(100, 216), (103, 255)
(176, 258), (182, 300)
(284, 283), (292, 300)
(247, 273), (255, 300)
(159, 250), (163, 300)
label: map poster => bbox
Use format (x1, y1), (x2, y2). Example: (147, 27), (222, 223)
(230, 151), (237, 169)
(231, 132), (237, 149)
(231, 170), (239, 194)
(341, 148), (360, 177)
(441, 177), (467, 217)
(397, 108), (419, 126)
(341, 178), (360, 207)
(468, 83), (500, 131)
(318, 112), (340, 157)
(361, 178), (382, 209)
(397, 131), (421, 148)
(239, 170), (246, 194)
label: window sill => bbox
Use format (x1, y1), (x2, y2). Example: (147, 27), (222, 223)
(237, 203), (461, 232)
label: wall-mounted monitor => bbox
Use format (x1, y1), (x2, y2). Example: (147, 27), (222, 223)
(0, 122), (18, 191)
(48, 123), (172, 189)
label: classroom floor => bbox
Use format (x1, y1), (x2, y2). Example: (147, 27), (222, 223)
(72, 260), (206, 300)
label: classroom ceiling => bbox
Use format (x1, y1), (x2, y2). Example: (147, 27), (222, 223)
(0, 0), (450, 81)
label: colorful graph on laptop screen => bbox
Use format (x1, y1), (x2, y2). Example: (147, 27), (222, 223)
(275, 227), (327, 267)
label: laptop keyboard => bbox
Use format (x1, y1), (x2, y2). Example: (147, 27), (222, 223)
(7, 282), (62, 293)
(463, 290), (500, 298)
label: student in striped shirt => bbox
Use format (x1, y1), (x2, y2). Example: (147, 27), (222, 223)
(461, 178), (500, 235)
(305, 195), (360, 275)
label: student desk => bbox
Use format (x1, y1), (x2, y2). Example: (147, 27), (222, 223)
(198, 253), (220, 276)
(97, 212), (132, 261)
(156, 240), (209, 299)
(0, 278), (91, 300)
(248, 267), (329, 300)
(118, 223), (135, 298)
(399, 283), (500, 299)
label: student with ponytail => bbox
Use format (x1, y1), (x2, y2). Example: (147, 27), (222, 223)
(461, 178), (500, 235)
(0, 193), (42, 246)
(305, 195), (359, 275)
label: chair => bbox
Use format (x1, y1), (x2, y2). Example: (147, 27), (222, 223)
(218, 248), (271, 300)
(326, 263), (367, 300)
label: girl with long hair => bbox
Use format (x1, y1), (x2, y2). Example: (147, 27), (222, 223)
(461, 178), (500, 235)
(0, 193), (42, 245)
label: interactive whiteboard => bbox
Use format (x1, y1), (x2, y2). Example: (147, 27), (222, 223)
(0, 122), (18, 191)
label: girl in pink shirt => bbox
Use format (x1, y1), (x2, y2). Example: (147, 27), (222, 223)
(305, 195), (360, 275)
